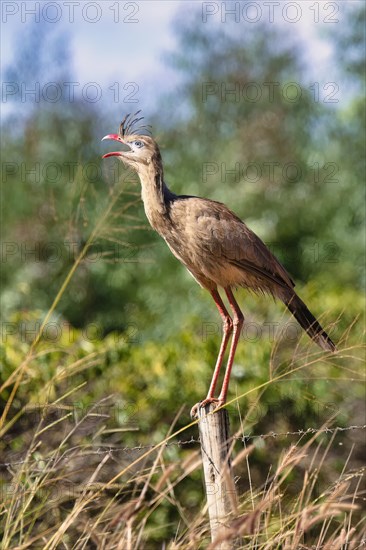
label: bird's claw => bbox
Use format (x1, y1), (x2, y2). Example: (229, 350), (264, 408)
(190, 398), (224, 419)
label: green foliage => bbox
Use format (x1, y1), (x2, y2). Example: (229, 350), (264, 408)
(2, 5), (365, 338)
(0, 297), (364, 547)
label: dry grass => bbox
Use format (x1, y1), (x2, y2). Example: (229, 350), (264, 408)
(1, 389), (365, 549)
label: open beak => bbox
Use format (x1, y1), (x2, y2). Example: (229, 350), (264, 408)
(102, 134), (127, 159)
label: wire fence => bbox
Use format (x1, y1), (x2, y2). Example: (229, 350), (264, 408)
(1, 423), (365, 470)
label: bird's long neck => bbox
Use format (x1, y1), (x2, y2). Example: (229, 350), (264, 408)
(138, 157), (175, 234)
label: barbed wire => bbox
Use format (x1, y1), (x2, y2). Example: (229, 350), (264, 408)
(1, 424), (365, 470)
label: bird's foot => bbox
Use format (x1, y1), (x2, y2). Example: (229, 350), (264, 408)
(190, 398), (225, 419)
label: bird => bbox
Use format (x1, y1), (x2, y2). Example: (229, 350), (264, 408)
(102, 111), (336, 417)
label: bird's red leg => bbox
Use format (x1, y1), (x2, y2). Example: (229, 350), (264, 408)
(206, 289), (233, 398)
(190, 289), (233, 418)
(216, 288), (244, 406)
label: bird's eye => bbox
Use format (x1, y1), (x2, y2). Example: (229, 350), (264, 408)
(134, 140), (144, 148)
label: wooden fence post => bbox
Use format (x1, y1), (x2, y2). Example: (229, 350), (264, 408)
(198, 403), (240, 549)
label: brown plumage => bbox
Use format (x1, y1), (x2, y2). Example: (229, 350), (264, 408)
(102, 112), (336, 416)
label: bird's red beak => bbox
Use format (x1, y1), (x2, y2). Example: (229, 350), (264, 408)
(102, 134), (125, 158)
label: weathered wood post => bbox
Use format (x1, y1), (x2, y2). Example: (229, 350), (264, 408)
(198, 403), (240, 549)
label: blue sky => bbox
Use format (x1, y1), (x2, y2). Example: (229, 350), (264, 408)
(2, 2), (179, 114)
(1, 1), (358, 116)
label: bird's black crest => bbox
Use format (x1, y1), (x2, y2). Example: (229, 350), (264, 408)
(119, 111), (152, 138)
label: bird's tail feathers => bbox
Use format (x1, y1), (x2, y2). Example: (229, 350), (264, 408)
(284, 294), (336, 352)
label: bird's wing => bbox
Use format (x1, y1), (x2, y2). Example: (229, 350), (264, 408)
(182, 198), (295, 290)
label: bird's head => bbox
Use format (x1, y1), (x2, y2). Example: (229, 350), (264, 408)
(102, 112), (161, 174)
